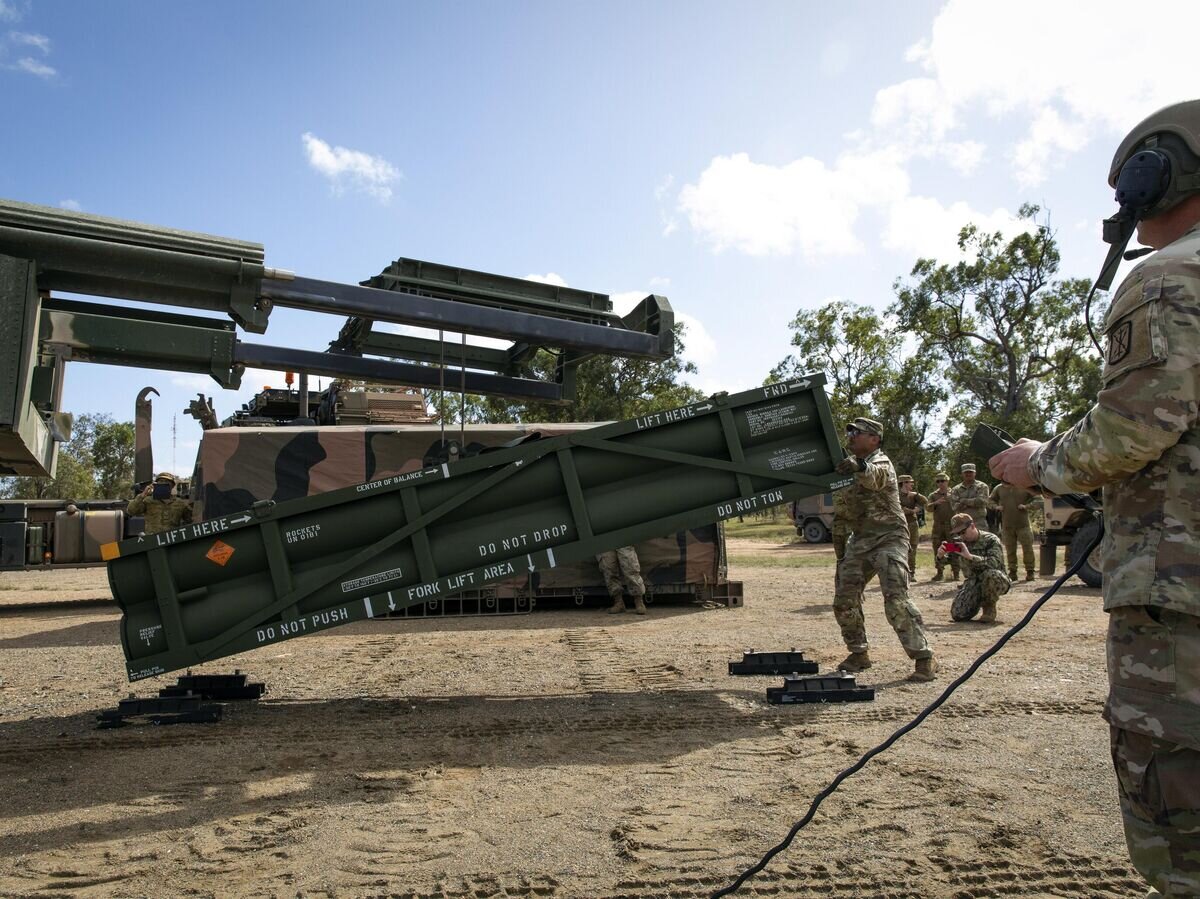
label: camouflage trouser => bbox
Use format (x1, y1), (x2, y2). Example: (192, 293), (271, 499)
(950, 569), (1011, 621)
(596, 547), (645, 599)
(930, 524), (961, 576)
(1001, 526), (1035, 577)
(832, 529), (848, 562)
(907, 519), (920, 572)
(833, 537), (932, 660)
(1106, 606), (1200, 897)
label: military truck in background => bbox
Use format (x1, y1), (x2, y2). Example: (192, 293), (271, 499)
(1039, 495), (1102, 588)
(0, 499), (138, 570)
(789, 493), (835, 543)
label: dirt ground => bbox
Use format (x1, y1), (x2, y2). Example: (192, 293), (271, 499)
(0, 539), (1144, 899)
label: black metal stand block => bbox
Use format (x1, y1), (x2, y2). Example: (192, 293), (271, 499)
(729, 649), (818, 676)
(766, 673), (875, 704)
(97, 695), (223, 728)
(158, 670), (265, 701)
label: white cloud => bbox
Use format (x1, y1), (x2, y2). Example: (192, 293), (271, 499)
(14, 56), (53, 77)
(676, 312), (716, 366)
(655, 175), (679, 236)
(674, 0), (1200, 263)
(648, 276), (670, 290)
(900, 0), (1200, 186)
(678, 150), (909, 258)
(523, 272), (568, 287)
(301, 132), (401, 203)
(882, 197), (1032, 262)
(58, 198), (81, 211)
(0, 2), (22, 23)
(10, 30), (48, 52)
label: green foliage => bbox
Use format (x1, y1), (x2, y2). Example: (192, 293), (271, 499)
(431, 323), (704, 424)
(769, 300), (946, 486)
(890, 204), (1104, 470)
(0, 413), (135, 500)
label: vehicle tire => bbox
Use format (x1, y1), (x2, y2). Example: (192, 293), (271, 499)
(803, 520), (830, 544)
(1069, 518), (1103, 589)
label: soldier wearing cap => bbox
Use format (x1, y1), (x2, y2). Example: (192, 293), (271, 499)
(927, 471), (960, 582)
(989, 482), (1038, 581)
(989, 100), (1200, 896)
(897, 475), (928, 582)
(938, 512), (1009, 623)
(950, 463), (990, 533)
(831, 417), (937, 681)
(127, 472), (193, 536)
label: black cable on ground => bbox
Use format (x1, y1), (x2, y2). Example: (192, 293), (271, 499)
(711, 523), (1106, 898)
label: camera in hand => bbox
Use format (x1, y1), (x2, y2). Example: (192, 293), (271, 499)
(940, 540), (965, 554)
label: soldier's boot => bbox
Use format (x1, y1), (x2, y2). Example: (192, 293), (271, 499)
(837, 651), (872, 672)
(1008, 568), (1017, 581)
(951, 569), (960, 582)
(1025, 570), (1036, 582)
(979, 600), (997, 624)
(911, 656), (939, 682)
(931, 570), (944, 582)
(632, 594), (647, 616)
(909, 570), (917, 583)
(607, 594), (625, 614)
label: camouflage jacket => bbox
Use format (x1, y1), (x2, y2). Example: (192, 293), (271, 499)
(927, 488), (955, 528)
(127, 495), (193, 535)
(831, 489), (852, 538)
(962, 530), (1006, 578)
(1030, 221), (1200, 616)
(989, 483), (1035, 531)
(950, 481), (990, 525)
(899, 490), (928, 522)
(841, 448), (908, 552)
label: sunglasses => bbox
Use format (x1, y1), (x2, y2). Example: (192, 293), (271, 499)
(845, 427), (865, 437)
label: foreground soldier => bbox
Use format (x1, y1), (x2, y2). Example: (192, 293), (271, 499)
(927, 472), (960, 582)
(939, 513), (1009, 623)
(990, 100), (1200, 897)
(598, 546), (647, 615)
(831, 417), (937, 681)
(126, 472), (192, 536)
(898, 475), (928, 582)
(989, 482), (1037, 581)
(950, 463), (990, 532)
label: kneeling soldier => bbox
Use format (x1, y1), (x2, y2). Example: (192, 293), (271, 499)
(939, 513), (1010, 623)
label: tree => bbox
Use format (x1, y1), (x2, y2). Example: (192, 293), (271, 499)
(890, 204), (1102, 456)
(91, 419), (136, 498)
(432, 322), (705, 424)
(769, 300), (946, 484)
(0, 413), (134, 500)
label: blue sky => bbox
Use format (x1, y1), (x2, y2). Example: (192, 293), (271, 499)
(2, 0), (1197, 474)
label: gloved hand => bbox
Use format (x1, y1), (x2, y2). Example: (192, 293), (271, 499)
(835, 456), (863, 475)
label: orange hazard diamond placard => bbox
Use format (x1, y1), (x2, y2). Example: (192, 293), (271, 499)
(205, 540), (235, 566)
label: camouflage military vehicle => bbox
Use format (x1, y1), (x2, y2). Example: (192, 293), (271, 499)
(789, 493), (835, 543)
(193, 420), (740, 610)
(1040, 496), (1102, 588)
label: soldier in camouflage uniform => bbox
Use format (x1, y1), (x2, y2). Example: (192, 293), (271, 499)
(898, 475), (928, 582)
(990, 100), (1200, 898)
(950, 463), (990, 532)
(927, 472), (960, 582)
(939, 513), (1010, 623)
(126, 472), (193, 536)
(832, 417), (937, 682)
(989, 482), (1037, 581)
(598, 546), (647, 615)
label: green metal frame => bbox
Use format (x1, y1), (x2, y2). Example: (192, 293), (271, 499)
(107, 376), (848, 680)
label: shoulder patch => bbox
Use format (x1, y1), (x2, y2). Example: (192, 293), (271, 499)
(1106, 320), (1133, 366)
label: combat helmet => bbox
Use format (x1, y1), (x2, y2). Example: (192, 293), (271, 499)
(1109, 100), (1200, 218)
